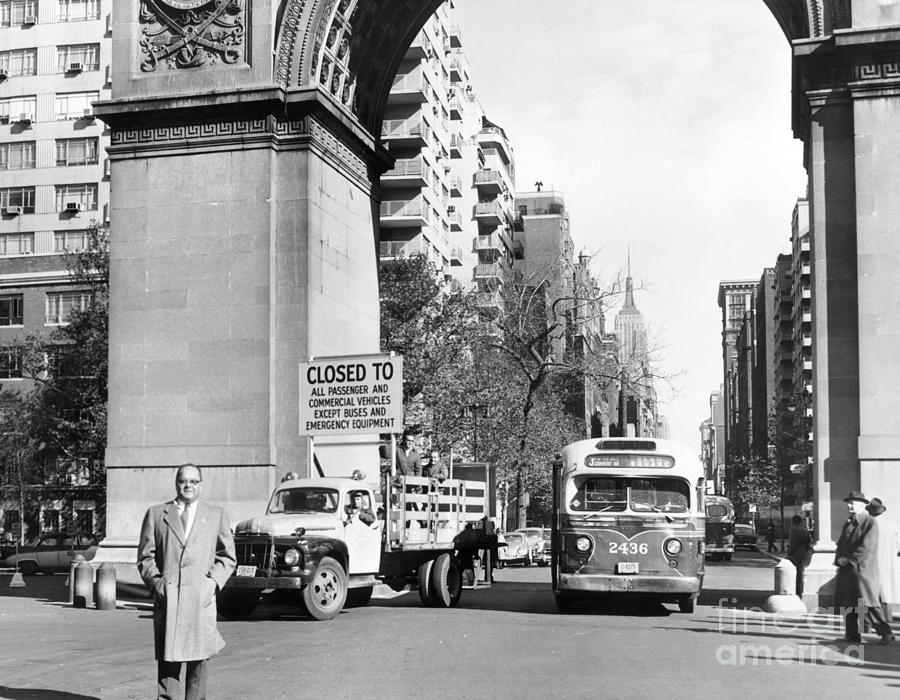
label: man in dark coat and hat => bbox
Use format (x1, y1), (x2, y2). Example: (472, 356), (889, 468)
(834, 490), (894, 644)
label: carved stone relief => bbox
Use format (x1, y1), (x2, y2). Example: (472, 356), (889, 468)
(139, 0), (247, 72)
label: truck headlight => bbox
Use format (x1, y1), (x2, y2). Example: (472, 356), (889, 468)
(575, 536), (592, 553)
(282, 548), (300, 566)
(664, 538), (683, 556)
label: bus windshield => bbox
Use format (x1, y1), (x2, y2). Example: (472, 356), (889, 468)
(569, 476), (690, 513)
(268, 487), (340, 515)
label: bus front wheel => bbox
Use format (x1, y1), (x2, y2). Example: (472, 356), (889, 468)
(678, 596), (695, 613)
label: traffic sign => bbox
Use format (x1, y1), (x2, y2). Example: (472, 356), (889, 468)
(299, 354), (403, 436)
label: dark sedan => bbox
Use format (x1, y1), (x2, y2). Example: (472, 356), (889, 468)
(733, 523), (758, 550)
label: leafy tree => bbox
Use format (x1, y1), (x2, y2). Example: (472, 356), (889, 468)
(4, 222), (109, 482)
(728, 455), (779, 523)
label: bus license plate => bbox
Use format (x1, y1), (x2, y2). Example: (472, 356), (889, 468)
(236, 565), (256, 577)
(617, 562), (639, 574)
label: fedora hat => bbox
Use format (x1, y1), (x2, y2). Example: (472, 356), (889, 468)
(843, 490), (869, 504)
(866, 497), (887, 516)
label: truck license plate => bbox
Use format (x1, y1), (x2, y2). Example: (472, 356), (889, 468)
(617, 562), (639, 574)
(236, 565), (256, 577)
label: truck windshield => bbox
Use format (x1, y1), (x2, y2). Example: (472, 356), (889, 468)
(269, 487), (340, 514)
(569, 476), (690, 513)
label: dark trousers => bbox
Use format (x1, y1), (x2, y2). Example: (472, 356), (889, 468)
(845, 605), (892, 641)
(794, 564), (805, 596)
(158, 659), (208, 700)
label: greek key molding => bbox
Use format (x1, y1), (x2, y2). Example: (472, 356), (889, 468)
(110, 117), (369, 181)
(139, 0), (247, 72)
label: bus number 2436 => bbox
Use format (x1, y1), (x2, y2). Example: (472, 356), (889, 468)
(609, 542), (648, 555)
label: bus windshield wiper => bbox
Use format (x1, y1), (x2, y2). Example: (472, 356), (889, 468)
(632, 502), (674, 523)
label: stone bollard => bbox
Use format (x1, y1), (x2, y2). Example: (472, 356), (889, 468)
(72, 557), (94, 609)
(764, 558), (807, 613)
(95, 562), (116, 610)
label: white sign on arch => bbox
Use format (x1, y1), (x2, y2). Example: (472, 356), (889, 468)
(299, 354), (404, 436)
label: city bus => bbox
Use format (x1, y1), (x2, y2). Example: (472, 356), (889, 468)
(551, 438), (706, 613)
(704, 494), (735, 561)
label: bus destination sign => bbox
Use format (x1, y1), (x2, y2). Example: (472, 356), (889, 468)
(584, 454), (675, 469)
(299, 354), (403, 436)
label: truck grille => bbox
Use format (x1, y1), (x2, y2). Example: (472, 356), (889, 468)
(235, 537), (273, 572)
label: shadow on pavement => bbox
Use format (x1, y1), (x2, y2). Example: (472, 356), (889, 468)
(0, 687), (100, 700)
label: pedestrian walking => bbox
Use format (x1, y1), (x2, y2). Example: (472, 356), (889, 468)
(137, 464), (237, 699)
(866, 497), (900, 620)
(833, 490), (894, 644)
(765, 520), (778, 553)
(786, 515), (813, 596)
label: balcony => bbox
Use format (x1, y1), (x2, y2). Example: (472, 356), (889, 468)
(477, 127), (513, 164)
(802, 359), (813, 372)
(473, 233), (504, 253)
(406, 33), (430, 60)
(449, 54), (467, 82)
(449, 247), (464, 267)
(801, 286), (811, 299)
(449, 94), (462, 120)
(382, 118), (430, 147)
(474, 169), (504, 194)
(449, 212), (462, 231)
(382, 157), (427, 188)
(450, 133), (463, 158)
(449, 22), (462, 48)
(448, 176), (463, 197)
(388, 71), (428, 104)
(476, 291), (503, 315)
(474, 201), (504, 226)
(379, 239), (422, 258)
(474, 262), (505, 283)
(380, 200), (429, 228)
(802, 334), (812, 347)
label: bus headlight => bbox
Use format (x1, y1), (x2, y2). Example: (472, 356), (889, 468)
(575, 536), (592, 553)
(664, 538), (683, 556)
(281, 547), (300, 566)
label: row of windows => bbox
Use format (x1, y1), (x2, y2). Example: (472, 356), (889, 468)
(0, 290), (89, 329)
(0, 183), (98, 212)
(0, 91), (99, 121)
(0, 45), (100, 76)
(0, 137), (98, 168)
(1, 1), (100, 26)
(0, 229), (89, 255)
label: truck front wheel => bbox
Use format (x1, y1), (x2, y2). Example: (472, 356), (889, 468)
(301, 556), (348, 620)
(430, 553), (462, 608)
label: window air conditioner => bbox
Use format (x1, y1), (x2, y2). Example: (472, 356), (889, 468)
(22, 15), (36, 25)
(82, 107), (94, 120)
(68, 62), (84, 73)
(0, 69), (7, 80)
(65, 202), (81, 212)
(13, 113), (33, 125)
(2, 206), (23, 216)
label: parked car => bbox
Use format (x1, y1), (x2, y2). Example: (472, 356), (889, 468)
(497, 532), (532, 567)
(2, 531), (98, 575)
(515, 527), (551, 567)
(733, 523), (758, 550)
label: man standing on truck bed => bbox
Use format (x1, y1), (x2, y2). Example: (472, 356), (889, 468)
(137, 464), (236, 700)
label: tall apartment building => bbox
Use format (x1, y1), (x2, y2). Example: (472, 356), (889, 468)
(378, 0), (515, 305)
(790, 198), (812, 408)
(717, 279), (757, 469)
(0, 0), (112, 539)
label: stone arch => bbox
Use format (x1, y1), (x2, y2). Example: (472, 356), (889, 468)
(272, 1), (846, 137)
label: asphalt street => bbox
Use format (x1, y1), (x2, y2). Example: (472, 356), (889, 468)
(1, 549), (898, 699)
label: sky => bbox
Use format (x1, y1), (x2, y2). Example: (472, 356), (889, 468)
(453, 0), (807, 448)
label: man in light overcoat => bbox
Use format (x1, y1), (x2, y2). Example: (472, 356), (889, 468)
(834, 490), (894, 645)
(138, 464), (236, 699)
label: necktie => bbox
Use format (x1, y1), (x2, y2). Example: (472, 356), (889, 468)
(181, 504), (190, 534)
(848, 514), (857, 527)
